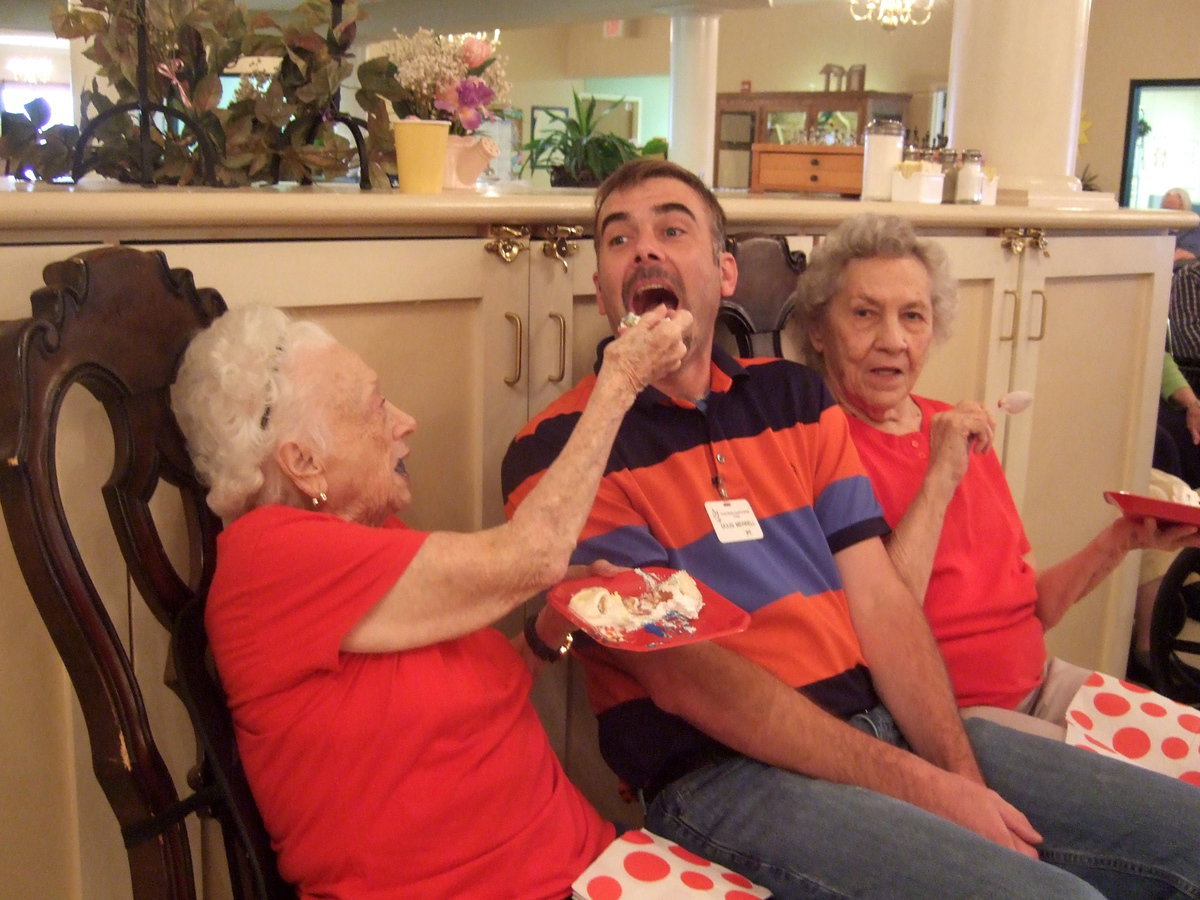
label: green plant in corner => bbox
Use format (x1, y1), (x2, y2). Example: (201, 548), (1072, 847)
(1078, 163), (1101, 192)
(519, 91), (644, 187)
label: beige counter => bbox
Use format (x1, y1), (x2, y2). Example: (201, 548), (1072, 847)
(1, 178), (1195, 243)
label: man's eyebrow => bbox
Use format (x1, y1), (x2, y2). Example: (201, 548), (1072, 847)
(599, 202), (698, 237)
(598, 210), (630, 237)
(654, 201), (698, 222)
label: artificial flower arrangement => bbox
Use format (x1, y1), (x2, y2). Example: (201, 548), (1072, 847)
(357, 28), (511, 136)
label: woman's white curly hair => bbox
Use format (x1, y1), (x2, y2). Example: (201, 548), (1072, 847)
(792, 213), (958, 372)
(171, 305), (336, 522)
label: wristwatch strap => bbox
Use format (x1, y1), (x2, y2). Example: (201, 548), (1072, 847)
(524, 613), (574, 662)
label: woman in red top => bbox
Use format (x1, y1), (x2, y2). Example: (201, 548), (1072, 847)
(170, 302), (690, 899)
(795, 213), (1200, 741)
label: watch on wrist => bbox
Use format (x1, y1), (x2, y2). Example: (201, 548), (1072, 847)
(524, 613), (574, 662)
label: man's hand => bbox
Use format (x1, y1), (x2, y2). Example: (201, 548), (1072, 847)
(921, 768), (1042, 859)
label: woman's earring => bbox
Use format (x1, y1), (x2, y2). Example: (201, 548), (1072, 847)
(312, 491), (328, 509)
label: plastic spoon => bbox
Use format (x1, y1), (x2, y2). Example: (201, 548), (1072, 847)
(997, 390), (1034, 415)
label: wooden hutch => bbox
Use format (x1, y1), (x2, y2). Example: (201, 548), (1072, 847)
(714, 90), (909, 194)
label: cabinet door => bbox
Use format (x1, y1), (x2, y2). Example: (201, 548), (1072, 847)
(913, 236), (1020, 459)
(1010, 235), (1173, 674)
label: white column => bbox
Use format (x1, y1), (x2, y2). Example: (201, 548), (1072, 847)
(668, 11), (720, 185)
(946, 0), (1109, 206)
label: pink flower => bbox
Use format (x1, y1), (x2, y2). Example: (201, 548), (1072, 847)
(434, 77), (496, 132)
(461, 37), (493, 70)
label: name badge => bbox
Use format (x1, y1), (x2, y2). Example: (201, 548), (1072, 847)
(704, 498), (764, 543)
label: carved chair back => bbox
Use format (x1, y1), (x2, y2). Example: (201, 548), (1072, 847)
(0, 246), (289, 898)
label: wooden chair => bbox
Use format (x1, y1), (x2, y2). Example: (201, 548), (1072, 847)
(718, 233), (806, 358)
(0, 246), (290, 898)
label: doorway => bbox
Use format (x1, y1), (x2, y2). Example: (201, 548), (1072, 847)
(1119, 79), (1200, 209)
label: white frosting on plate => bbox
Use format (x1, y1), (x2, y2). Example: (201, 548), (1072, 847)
(568, 570), (704, 640)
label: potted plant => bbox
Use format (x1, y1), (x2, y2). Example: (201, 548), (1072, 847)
(40, 0), (373, 187)
(519, 91), (647, 187)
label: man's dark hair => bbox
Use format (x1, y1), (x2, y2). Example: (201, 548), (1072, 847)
(592, 159), (727, 261)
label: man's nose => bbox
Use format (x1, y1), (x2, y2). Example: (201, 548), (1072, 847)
(632, 231), (663, 262)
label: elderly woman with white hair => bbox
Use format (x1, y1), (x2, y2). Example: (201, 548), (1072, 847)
(170, 302), (691, 899)
(1163, 186), (1200, 261)
(795, 213), (1200, 745)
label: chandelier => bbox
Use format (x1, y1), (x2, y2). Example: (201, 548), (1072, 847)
(848, 0), (935, 30)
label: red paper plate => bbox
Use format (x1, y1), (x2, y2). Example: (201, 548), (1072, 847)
(547, 566), (750, 651)
(1103, 491), (1200, 528)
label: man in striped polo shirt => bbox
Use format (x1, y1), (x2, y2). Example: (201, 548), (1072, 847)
(502, 159), (1200, 899)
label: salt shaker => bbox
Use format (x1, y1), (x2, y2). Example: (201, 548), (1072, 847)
(955, 149), (985, 204)
(860, 119), (905, 201)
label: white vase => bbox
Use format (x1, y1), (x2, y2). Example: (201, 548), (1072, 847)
(443, 135), (501, 190)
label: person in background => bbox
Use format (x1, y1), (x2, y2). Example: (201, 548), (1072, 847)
(1156, 350), (1200, 488)
(170, 302), (690, 899)
(503, 159), (1200, 899)
(1163, 186), (1200, 261)
(797, 212), (1200, 747)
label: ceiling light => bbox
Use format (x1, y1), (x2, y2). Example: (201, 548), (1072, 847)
(849, 0), (934, 30)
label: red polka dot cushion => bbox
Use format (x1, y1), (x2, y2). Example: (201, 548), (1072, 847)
(1065, 670), (1200, 785)
(572, 828), (770, 899)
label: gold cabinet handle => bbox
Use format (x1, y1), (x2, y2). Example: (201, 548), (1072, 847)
(548, 312), (566, 383)
(485, 225), (531, 263)
(504, 313), (523, 385)
(1000, 290), (1020, 342)
(539, 224), (583, 272)
(1028, 290), (1047, 341)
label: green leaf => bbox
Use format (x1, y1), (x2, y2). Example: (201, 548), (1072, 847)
(192, 73), (222, 114)
(23, 98), (52, 131)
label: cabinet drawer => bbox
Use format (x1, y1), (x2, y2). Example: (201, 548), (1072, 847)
(751, 144), (864, 194)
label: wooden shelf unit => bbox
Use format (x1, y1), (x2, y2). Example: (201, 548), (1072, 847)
(715, 90), (909, 190)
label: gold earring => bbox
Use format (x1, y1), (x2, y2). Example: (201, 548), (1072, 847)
(311, 491), (327, 508)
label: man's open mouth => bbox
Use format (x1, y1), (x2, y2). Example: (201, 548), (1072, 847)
(395, 458), (408, 476)
(624, 266), (682, 316)
(630, 285), (679, 316)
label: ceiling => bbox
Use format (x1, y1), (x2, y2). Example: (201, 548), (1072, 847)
(5, 0), (796, 43)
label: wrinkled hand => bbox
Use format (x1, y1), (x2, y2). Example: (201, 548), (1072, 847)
(924, 769), (1042, 859)
(926, 402), (995, 490)
(603, 305), (693, 394)
(1114, 515), (1200, 553)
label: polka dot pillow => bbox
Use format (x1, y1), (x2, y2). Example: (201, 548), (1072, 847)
(1066, 670), (1200, 785)
(573, 828), (770, 899)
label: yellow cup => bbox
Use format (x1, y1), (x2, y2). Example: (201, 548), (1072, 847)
(392, 120), (451, 194)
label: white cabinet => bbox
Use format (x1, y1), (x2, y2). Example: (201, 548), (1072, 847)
(919, 232), (1173, 675)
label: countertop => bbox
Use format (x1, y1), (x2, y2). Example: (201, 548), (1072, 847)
(2, 177), (1196, 243)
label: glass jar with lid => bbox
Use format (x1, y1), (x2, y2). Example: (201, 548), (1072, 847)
(860, 119), (905, 201)
(955, 149), (985, 204)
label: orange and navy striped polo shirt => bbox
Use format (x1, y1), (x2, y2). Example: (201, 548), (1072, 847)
(502, 346), (890, 788)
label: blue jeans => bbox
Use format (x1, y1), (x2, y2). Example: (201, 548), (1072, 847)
(644, 712), (1200, 898)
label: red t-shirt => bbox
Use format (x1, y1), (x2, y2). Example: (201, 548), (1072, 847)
(206, 505), (613, 899)
(846, 396), (1045, 709)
